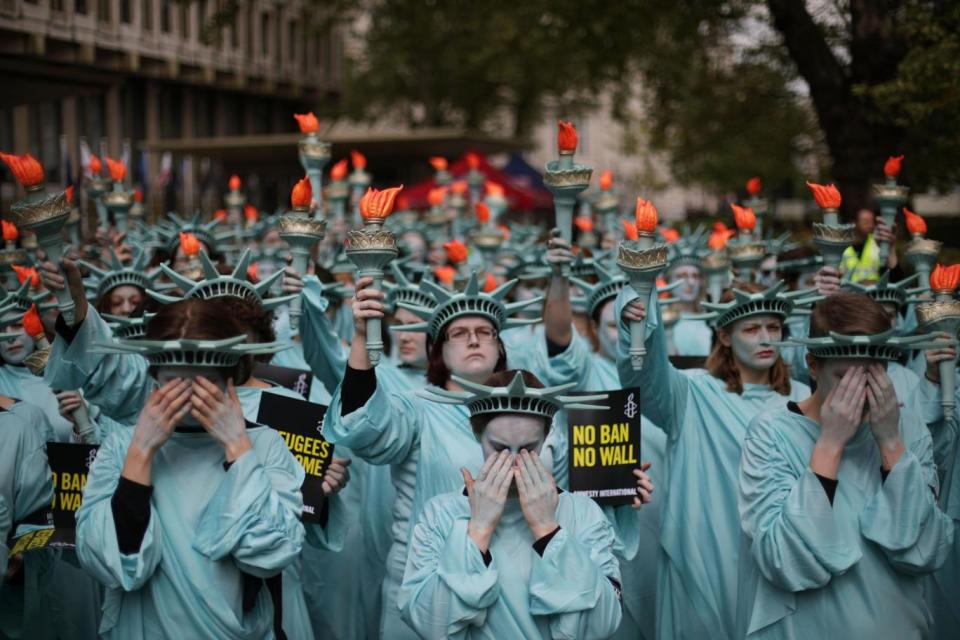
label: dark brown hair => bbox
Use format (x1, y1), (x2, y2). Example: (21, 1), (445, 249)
(468, 369), (548, 438)
(426, 317), (508, 388)
(144, 298), (253, 383)
(809, 291), (892, 341)
(212, 296), (277, 363)
(705, 281), (791, 395)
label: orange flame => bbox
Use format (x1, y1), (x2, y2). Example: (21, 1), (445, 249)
(351, 150), (367, 170)
(574, 217), (594, 233)
(65, 185), (74, 204)
(466, 152), (481, 170)
(634, 197), (658, 234)
(708, 229), (736, 251)
(293, 112), (320, 134)
(746, 176), (762, 195)
(330, 159), (348, 181)
(429, 157), (448, 172)
(434, 265), (456, 286)
(806, 181), (842, 209)
(291, 176), (312, 208)
(179, 232), (201, 257)
(229, 175), (242, 191)
(2, 220), (18, 242)
(246, 263), (259, 282)
(360, 185), (403, 220)
(12, 265), (39, 288)
(930, 264), (960, 293)
(105, 156), (126, 182)
(214, 209), (227, 221)
(731, 203), (757, 231)
(557, 121), (578, 153)
(450, 180), (468, 196)
(444, 240), (468, 264)
(482, 273), (498, 293)
(475, 202), (491, 224)
(89, 154), (102, 175)
(427, 187), (447, 208)
(884, 155), (904, 179)
(244, 204), (258, 222)
(23, 305), (44, 339)
(133, 189), (143, 203)
(657, 277), (671, 299)
(599, 170), (614, 191)
(0, 152), (44, 187)
(498, 224), (511, 241)
(903, 207), (927, 235)
(621, 219), (639, 241)
(485, 182), (505, 198)
(660, 227), (680, 243)
(713, 220), (731, 234)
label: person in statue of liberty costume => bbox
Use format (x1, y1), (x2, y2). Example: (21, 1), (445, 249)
(400, 369), (623, 639)
(323, 232), (585, 640)
(662, 228), (712, 357)
(616, 280), (815, 640)
(735, 292), (953, 639)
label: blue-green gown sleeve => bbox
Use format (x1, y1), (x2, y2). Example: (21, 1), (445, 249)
(300, 276), (349, 395)
(614, 286), (689, 437)
(43, 307), (152, 425)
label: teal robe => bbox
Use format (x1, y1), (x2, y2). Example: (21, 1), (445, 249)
(76, 426), (306, 639)
(737, 406), (953, 638)
(400, 491), (623, 639)
(0, 364), (74, 443)
(670, 316), (712, 357)
(615, 287), (809, 640)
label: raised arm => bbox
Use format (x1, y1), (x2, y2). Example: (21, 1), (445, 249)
(300, 274), (349, 396)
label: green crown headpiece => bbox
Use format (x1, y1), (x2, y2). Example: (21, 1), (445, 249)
(155, 212), (234, 255)
(393, 271), (542, 340)
(148, 248), (295, 311)
(80, 248), (164, 301)
(0, 298), (28, 340)
(686, 280), (820, 328)
(384, 262), (435, 312)
(776, 253), (823, 273)
(1, 279), (54, 314)
(667, 226), (708, 270)
(571, 262), (627, 318)
(103, 312), (155, 340)
(418, 371), (608, 420)
(770, 328), (947, 362)
(764, 230), (798, 257)
(90, 335), (289, 367)
(841, 271), (919, 311)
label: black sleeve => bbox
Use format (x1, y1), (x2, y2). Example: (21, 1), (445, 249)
(814, 473), (838, 506)
(545, 336), (569, 358)
(480, 548), (492, 567)
(881, 467), (890, 484)
(532, 525), (562, 556)
(111, 477), (153, 554)
(341, 366), (377, 416)
(54, 313), (84, 344)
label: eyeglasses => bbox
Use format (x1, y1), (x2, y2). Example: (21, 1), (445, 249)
(445, 326), (498, 343)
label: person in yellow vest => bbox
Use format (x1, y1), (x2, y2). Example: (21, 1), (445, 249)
(841, 208), (899, 282)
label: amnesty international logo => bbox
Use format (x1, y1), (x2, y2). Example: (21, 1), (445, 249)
(623, 393), (637, 419)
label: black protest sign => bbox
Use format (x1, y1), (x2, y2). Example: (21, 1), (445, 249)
(253, 363), (313, 398)
(256, 392), (333, 524)
(566, 387), (642, 507)
(11, 442), (100, 554)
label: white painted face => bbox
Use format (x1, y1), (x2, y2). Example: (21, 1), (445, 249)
(392, 307), (428, 368)
(757, 256), (778, 288)
(479, 413), (547, 460)
(107, 285), (144, 317)
(669, 264), (702, 303)
(442, 316), (501, 382)
(400, 232), (428, 263)
(155, 366), (228, 426)
(0, 321), (35, 365)
(598, 299), (618, 360)
(719, 314), (783, 373)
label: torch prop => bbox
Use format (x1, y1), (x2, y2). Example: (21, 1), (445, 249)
(916, 264), (960, 423)
(278, 177), (327, 332)
(873, 156), (908, 266)
(294, 113), (330, 217)
(544, 121), (592, 247)
(807, 181), (854, 270)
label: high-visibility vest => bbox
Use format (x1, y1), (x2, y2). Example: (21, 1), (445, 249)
(841, 233), (881, 282)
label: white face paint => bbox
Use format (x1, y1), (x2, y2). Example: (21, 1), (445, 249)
(797, 268), (817, 290)
(724, 314), (783, 374)
(757, 256), (778, 288)
(597, 299), (618, 360)
(392, 307), (428, 368)
(478, 414), (547, 459)
(669, 265), (702, 303)
(400, 232), (428, 263)
(0, 323), (35, 365)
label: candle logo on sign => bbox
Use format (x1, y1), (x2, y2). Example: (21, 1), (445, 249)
(623, 393), (637, 419)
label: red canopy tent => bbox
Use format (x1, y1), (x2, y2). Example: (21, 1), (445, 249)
(397, 152), (553, 211)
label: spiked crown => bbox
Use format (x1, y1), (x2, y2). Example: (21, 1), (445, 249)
(571, 263), (627, 318)
(155, 212), (233, 255)
(841, 272), (918, 311)
(395, 271), (542, 340)
(90, 335), (289, 367)
(418, 371), (607, 420)
(0, 279), (53, 314)
(383, 262), (435, 312)
(80, 248), (163, 301)
(772, 328), (947, 362)
(148, 248), (295, 311)
(103, 312), (155, 340)
(667, 226), (708, 270)
(686, 280), (820, 328)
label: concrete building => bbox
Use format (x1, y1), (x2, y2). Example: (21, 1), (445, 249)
(0, 0), (342, 217)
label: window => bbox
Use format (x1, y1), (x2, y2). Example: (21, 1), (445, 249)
(143, 0), (152, 31)
(98, 0), (111, 23)
(261, 12), (270, 57)
(288, 21), (296, 63)
(121, 0), (131, 23)
(76, 0), (87, 14)
(161, 0), (171, 32)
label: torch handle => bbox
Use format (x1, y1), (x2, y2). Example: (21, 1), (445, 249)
(554, 195), (575, 244)
(629, 281), (654, 371)
(72, 400), (97, 444)
(41, 238), (77, 326)
(94, 199), (109, 230)
(287, 250), (311, 332)
(363, 270), (385, 366)
(941, 359), (956, 425)
(308, 170), (323, 218)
